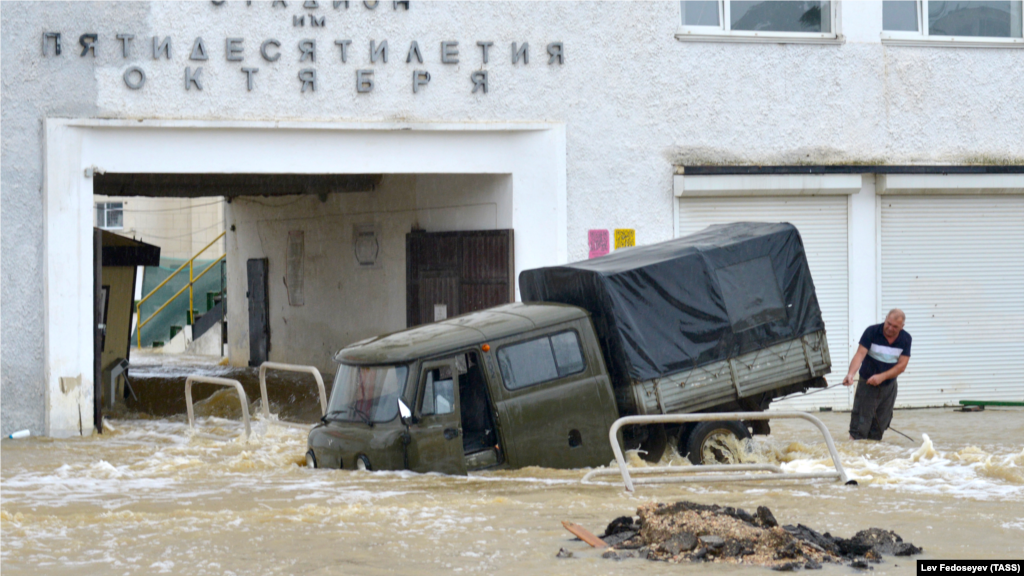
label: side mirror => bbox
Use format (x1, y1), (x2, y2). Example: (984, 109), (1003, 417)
(398, 398), (414, 425)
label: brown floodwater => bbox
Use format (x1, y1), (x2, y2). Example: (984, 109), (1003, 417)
(3, 397), (1022, 575)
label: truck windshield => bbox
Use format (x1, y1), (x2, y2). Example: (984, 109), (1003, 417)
(325, 364), (408, 424)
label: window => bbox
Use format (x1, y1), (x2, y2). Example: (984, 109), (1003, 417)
(679, 1), (840, 43)
(326, 364), (408, 423)
(497, 331), (587, 390)
(882, 1), (1024, 46)
(96, 202), (123, 230)
(550, 332), (586, 376)
(420, 367), (455, 416)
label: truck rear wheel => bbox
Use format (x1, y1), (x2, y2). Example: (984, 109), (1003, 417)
(683, 421), (751, 465)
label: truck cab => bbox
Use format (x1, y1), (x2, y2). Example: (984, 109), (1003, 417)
(306, 303), (620, 474)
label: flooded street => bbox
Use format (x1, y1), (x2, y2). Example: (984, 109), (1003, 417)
(3, 407), (1022, 576)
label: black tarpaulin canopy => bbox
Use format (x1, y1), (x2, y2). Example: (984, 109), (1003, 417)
(519, 222), (824, 385)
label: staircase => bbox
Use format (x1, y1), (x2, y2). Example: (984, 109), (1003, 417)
(136, 232), (226, 351)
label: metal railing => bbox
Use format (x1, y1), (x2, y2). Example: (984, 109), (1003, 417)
(136, 231), (226, 349)
(581, 412), (850, 491)
(258, 362), (328, 429)
(185, 375), (251, 441)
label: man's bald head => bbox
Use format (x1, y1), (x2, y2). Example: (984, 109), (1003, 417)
(883, 309), (905, 340)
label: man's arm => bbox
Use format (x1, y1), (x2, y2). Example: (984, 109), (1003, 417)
(843, 345), (869, 386)
(865, 355), (909, 386)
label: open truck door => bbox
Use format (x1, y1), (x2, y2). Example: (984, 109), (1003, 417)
(407, 358), (467, 475)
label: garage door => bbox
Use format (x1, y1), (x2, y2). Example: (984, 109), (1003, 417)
(678, 196), (851, 410)
(880, 195), (1024, 407)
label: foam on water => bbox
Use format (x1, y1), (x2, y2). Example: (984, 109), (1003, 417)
(739, 432), (1024, 500)
(126, 351), (237, 379)
(579, 426), (1024, 503)
(4, 412), (1023, 575)
(0, 418), (415, 514)
(6, 417), (1023, 511)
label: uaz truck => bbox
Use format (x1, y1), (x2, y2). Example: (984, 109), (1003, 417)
(306, 222), (830, 474)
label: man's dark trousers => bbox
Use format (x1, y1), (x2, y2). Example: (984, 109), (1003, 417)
(849, 379), (898, 440)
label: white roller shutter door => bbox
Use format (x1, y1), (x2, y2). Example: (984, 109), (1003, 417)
(880, 195), (1024, 407)
(678, 196), (851, 410)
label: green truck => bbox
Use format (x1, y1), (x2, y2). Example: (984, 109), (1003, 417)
(306, 222), (831, 474)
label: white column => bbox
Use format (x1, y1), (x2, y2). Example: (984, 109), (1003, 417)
(848, 174), (878, 361)
(44, 120), (95, 437)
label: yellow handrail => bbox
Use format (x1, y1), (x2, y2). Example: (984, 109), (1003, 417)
(136, 232), (226, 349)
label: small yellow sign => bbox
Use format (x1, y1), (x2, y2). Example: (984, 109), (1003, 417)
(614, 229), (635, 250)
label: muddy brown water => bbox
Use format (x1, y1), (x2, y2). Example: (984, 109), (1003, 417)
(118, 353), (333, 423)
(3, 357), (1023, 575)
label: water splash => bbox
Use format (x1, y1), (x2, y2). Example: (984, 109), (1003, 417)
(910, 433), (937, 461)
(3, 413), (1024, 576)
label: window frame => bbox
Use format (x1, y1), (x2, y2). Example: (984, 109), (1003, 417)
(496, 329), (588, 392)
(419, 368), (456, 417)
(677, 1), (843, 44)
(881, 0), (1024, 48)
(415, 359), (458, 419)
(325, 362), (410, 424)
(96, 201), (124, 230)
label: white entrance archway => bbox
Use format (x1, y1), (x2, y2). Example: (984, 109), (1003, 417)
(44, 119), (567, 437)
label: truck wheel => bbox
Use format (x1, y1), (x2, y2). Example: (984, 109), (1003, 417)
(683, 421), (751, 466)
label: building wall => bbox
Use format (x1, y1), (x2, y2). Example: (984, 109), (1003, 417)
(227, 173), (511, 372)
(94, 195), (226, 260)
(2, 1), (1023, 435)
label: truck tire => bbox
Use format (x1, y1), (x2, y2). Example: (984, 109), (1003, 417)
(683, 421), (751, 465)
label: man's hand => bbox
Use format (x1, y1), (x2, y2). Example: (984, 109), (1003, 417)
(844, 345), (869, 388)
(866, 374), (885, 386)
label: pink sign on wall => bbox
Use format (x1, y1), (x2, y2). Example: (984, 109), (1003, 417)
(588, 229), (610, 259)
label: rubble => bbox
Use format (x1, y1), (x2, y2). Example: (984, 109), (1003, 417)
(559, 501), (923, 570)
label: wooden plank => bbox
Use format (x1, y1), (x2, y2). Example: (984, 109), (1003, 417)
(959, 400), (1024, 407)
(561, 521), (608, 548)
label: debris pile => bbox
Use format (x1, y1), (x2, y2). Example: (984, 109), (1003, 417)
(562, 501), (922, 570)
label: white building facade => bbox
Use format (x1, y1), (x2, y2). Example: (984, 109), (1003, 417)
(2, 1), (1022, 437)
(93, 195), (226, 262)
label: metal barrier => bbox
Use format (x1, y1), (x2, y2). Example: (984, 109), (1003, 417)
(581, 412), (850, 491)
(185, 376), (251, 441)
(258, 362), (328, 426)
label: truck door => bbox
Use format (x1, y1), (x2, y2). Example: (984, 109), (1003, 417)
(491, 326), (618, 469)
(407, 358), (467, 475)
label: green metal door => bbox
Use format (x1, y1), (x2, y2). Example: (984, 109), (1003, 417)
(406, 359), (467, 475)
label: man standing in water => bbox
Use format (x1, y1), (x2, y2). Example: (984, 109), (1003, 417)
(842, 309), (911, 441)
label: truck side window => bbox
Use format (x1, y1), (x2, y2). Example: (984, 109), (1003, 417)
(421, 368), (455, 416)
(497, 331), (586, 390)
(551, 332), (585, 374)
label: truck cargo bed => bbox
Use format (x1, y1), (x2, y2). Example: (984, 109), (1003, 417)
(619, 330), (830, 416)
(520, 223), (826, 388)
